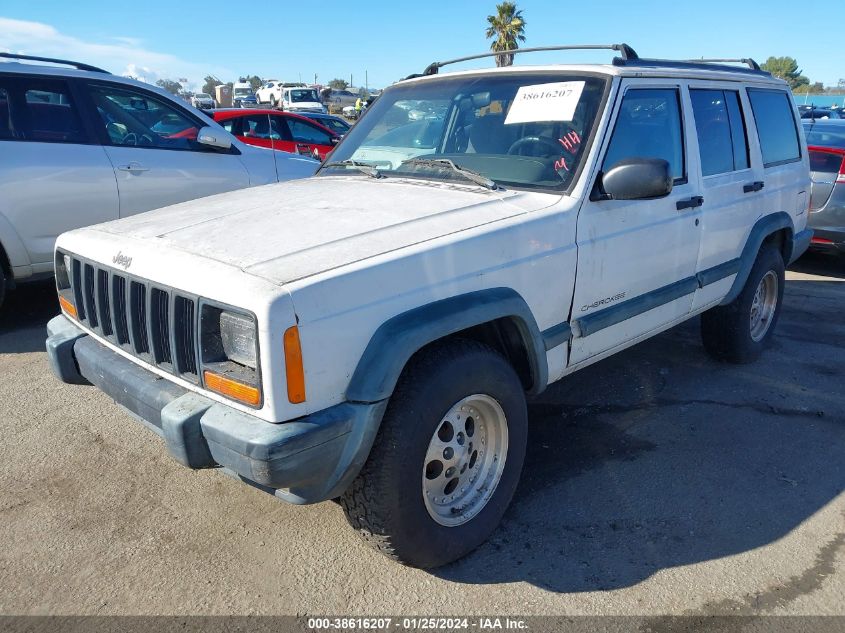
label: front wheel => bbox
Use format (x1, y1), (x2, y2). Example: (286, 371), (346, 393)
(701, 245), (785, 363)
(340, 339), (527, 568)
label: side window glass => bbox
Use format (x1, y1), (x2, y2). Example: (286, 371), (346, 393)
(3, 79), (86, 143)
(747, 89), (801, 166)
(88, 84), (201, 151)
(725, 91), (749, 170)
(287, 118), (332, 144)
(690, 89), (734, 176)
(219, 118), (237, 134)
(270, 116), (292, 141)
(0, 87), (12, 140)
(239, 114), (273, 139)
(603, 88), (685, 181)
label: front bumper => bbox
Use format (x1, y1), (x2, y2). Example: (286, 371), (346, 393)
(46, 315), (386, 504)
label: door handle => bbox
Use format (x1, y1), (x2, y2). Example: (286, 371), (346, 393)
(117, 162), (149, 173)
(676, 196), (704, 211)
(743, 181), (765, 193)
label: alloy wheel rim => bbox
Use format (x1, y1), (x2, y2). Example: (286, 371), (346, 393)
(750, 270), (778, 342)
(422, 394), (509, 527)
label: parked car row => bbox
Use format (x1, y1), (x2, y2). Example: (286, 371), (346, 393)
(0, 54), (318, 309)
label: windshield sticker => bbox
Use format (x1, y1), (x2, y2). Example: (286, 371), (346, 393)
(504, 81), (585, 125)
(558, 130), (581, 152)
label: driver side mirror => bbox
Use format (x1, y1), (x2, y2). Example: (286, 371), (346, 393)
(196, 126), (232, 151)
(595, 158), (672, 201)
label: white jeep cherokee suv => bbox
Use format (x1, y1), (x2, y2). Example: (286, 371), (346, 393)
(47, 45), (812, 568)
(0, 53), (317, 311)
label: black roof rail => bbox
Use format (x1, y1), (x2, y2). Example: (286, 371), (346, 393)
(0, 52), (110, 74)
(405, 43), (638, 79)
(684, 57), (761, 71)
(614, 56), (769, 77)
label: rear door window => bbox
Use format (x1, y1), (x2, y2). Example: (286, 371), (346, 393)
(747, 89), (801, 167)
(603, 88), (685, 182)
(0, 87), (11, 140)
(0, 77), (87, 143)
(690, 89), (749, 175)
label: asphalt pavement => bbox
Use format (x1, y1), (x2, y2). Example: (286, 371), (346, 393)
(0, 252), (842, 616)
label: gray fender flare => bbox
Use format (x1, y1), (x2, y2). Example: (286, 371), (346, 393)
(345, 287), (548, 403)
(721, 212), (794, 306)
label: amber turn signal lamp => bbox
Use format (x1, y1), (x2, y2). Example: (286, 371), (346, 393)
(283, 325), (306, 404)
(58, 295), (77, 319)
(203, 370), (261, 407)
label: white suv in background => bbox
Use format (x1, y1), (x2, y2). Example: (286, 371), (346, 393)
(0, 53), (318, 310)
(47, 45), (812, 568)
(255, 80), (283, 107)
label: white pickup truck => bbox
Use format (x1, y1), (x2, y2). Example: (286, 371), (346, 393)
(47, 45), (812, 568)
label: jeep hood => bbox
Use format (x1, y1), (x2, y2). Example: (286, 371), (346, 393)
(91, 176), (559, 285)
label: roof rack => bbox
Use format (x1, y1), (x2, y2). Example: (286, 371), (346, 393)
(684, 58), (761, 71)
(406, 43), (639, 79)
(614, 56), (768, 76)
(0, 52), (109, 74)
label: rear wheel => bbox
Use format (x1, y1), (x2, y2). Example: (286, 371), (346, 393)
(269, 95), (277, 108)
(340, 339), (527, 568)
(701, 245), (785, 363)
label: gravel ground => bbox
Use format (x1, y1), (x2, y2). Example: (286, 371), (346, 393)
(0, 252), (842, 616)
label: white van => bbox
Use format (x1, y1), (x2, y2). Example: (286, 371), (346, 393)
(282, 86), (326, 114)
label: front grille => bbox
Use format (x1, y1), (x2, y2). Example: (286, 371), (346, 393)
(67, 255), (199, 382)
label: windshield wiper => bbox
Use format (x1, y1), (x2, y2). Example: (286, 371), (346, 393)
(399, 158), (498, 190)
(322, 159), (382, 179)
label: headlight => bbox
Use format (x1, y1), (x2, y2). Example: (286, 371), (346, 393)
(55, 251), (77, 318)
(200, 302), (261, 407)
(219, 311), (257, 369)
(55, 251), (72, 290)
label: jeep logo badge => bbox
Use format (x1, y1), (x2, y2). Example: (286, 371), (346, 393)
(112, 251), (132, 270)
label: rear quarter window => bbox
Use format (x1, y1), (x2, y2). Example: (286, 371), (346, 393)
(747, 89), (801, 167)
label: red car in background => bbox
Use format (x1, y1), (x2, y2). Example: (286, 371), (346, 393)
(212, 109), (339, 160)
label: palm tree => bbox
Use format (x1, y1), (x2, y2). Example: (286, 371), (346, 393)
(485, 2), (526, 67)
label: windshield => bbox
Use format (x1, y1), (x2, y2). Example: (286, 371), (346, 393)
(323, 73), (607, 191)
(196, 93), (211, 99)
(290, 89), (319, 102)
(234, 88), (251, 97)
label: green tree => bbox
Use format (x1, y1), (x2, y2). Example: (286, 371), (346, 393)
(485, 2), (526, 67)
(795, 81), (824, 94)
(155, 79), (182, 95)
(329, 78), (349, 90)
(239, 75), (263, 92)
(760, 57), (809, 90)
(202, 75), (223, 95)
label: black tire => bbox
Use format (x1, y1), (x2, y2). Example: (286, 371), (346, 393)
(269, 95), (276, 108)
(701, 245), (785, 363)
(340, 339), (527, 568)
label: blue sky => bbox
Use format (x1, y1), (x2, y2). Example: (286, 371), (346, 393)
(0, 0), (839, 91)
